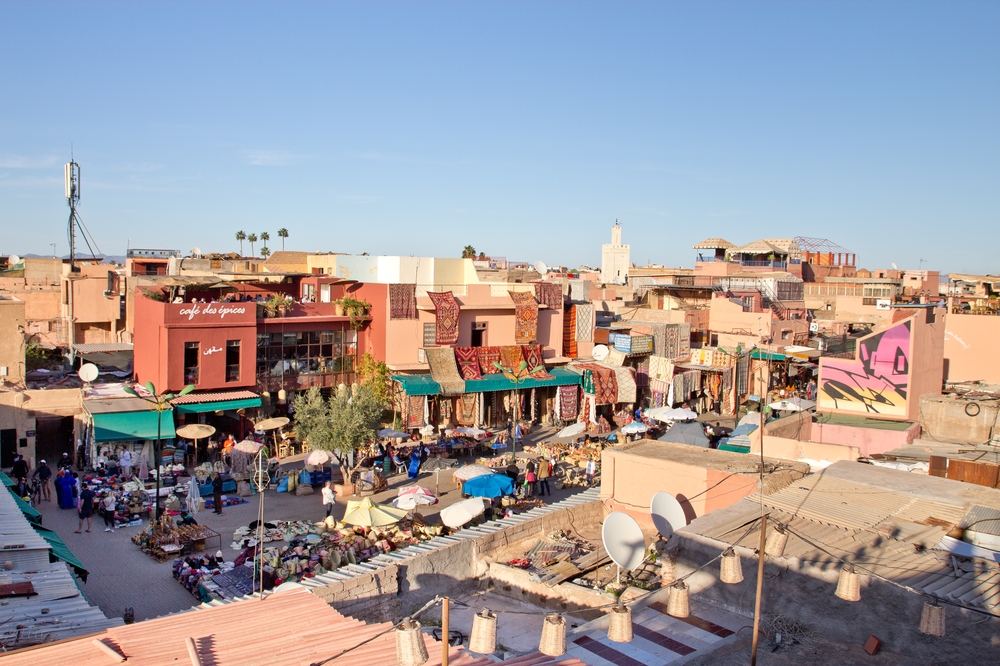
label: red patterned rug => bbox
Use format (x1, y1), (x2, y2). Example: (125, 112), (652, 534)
(407, 395), (425, 427)
(454, 346), (482, 380)
(575, 363), (618, 405)
(499, 345), (525, 373)
(521, 344), (553, 379)
(389, 283), (417, 319)
(478, 346), (502, 375)
(534, 282), (563, 310)
(508, 290), (538, 343)
(428, 291), (460, 345)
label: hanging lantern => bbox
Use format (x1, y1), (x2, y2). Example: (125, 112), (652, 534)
(764, 524), (788, 558)
(667, 581), (690, 618)
(277, 389), (287, 405)
(538, 614), (566, 657)
(394, 619), (429, 666)
(660, 556), (675, 585)
(919, 602), (946, 637)
(835, 565), (861, 602)
(607, 603), (633, 643)
(720, 549), (744, 584)
(469, 609), (498, 654)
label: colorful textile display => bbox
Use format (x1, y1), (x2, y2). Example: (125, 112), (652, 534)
(499, 345), (525, 372)
(534, 282), (563, 310)
(576, 363), (618, 405)
(478, 346), (502, 375)
(613, 367), (637, 403)
(389, 283), (417, 320)
(425, 346), (466, 395)
(521, 344), (553, 379)
(648, 355), (674, 381)
(563, 305), (578, 358)
(458, 393), (478, 425)
(559, 385), (579, 420)
(575, 303), (594, 342)
(605, 347), (626, 367)
(454, 347), (482, 380)
(508, 291), (538, 343)
(635, 357), (650, 388)
(428, 291), (460, 345)
(407, 395), (426, 428)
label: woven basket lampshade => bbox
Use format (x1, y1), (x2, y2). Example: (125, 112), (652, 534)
(469, 609), (498, 654)
(835, 565), (861, 602)
(395, 619), (429, 666)
(764, 525), (788, 558)
(919, 602), (946, 637)
(720, 549), (744, 584)
(607, 604), (633, 643)
(667, 581), (690, 618)
(659, 558), (676, 585)
(539, 614), (567, 657)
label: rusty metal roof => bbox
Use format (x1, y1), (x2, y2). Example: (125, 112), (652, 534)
(170, 390), (260, 404)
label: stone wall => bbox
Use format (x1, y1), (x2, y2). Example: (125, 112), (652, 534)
(308, 564), (401, 623)
(920, 393), (1000, 443)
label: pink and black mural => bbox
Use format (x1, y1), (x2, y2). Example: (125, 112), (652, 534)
(818, 320), (911, 417)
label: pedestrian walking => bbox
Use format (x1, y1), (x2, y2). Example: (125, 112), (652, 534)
(525, 460), (536, 496)
(523, 467), (536, 497)
(100, 492), (116, 531)
(32, 459), (52, 501)
(75, 482), (95, 533)
(212, 472), (224, 514)
(11, 455), (29, 482)
(586, 458), (597, 487)
(119, 448), (132, 479)
(537, 458), (552, 497)
(55, 469), (76, 509)
(322, 481), (335, 518)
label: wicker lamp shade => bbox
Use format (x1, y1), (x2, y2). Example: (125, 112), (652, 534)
(835, 565), (861, 602)
(395, 619), (429, 666)
(469, 609), (498, 654)
(720, 549), (744, 584)
(607, 604), (633, 643)
(539, 614), (567, 656)
(667, 581), (690, 618)
(919, 602), (946, 637)
(764, 525), (788, 558)
(659, 558), (675, 585)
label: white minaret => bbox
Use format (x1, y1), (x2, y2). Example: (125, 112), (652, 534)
(601, 221), (631, 284)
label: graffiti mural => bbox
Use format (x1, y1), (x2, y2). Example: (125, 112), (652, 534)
(818, 320), (911, 417)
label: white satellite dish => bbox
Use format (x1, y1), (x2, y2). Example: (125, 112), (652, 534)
(592, 344), (610, 362)
(78, 363), (99, 383)
(650, 491), (687, 539)
(8, 255), (20, 266)
(191, 246), (202, 257)
(891, 262), (898, 270)
(602, 512), (646, 571)
(534, 260), (548, 274)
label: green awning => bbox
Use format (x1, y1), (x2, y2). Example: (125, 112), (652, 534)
(393, 367), (581, 397)
(750, 350), (786, 361)
(7, 487), (42, 524)
(92, 410), (177, 442)
(174, 397), (262, 414)
(0, 470), (14, 487)
(32, 524), (88, 581)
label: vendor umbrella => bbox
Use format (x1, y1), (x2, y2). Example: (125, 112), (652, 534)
(462, 473), (515, 499)
(453, 464), (493, 481)
(440, 497), (487, 528)
(657, 421), (710, 448)
(305, 449), (335, 466)
(393, 486), (438, 510)
(620, 422), (649, 435)
(377, 428), (410, 439)
(256, 417), (290, 431)
(419, 425), (436, 437)
(234, 439), (263, 453)
(555, 422), (587, 439)
(342, 497), (408, 527)
(649, 407), (698, 422)
(453, 427), (486, 437)
(422, 457), (459, 495)
(767, 398), (816, 412)
(738, 412), (762, 427)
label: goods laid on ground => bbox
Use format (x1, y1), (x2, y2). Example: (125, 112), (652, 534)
(77, 475), (152, 528)
(132, 515), (221, 561)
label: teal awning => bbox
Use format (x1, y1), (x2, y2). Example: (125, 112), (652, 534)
(32, 524), (88, 581)
(92, 410), (177, 442)
(0, 470), (14, 487)
(750, 350), (786, 361)
(7, 487), (42, 524)
(393, 367), (581, 397)
(174, 397), (262, 414)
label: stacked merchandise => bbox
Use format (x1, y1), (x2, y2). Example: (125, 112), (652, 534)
(132, 514), (217, 561)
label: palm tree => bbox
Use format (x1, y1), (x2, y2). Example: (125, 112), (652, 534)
(277, 227), (289, 250)
(261, 231), (270, 248)
(248, 233), (258, 256)
(260, 246), (271, 258)
(236, 230), (246, 256)
(462, 245), (476, 259)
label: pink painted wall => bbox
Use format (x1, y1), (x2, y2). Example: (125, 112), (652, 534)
(809, 420), (921, 457)
(944, 313), (1000, 384)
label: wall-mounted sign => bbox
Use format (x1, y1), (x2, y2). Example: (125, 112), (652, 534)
(25, 430), (35, 437)
(176, 303), (248, 321)
(876, 299), (891, 311)
(203, 346), (224, 356)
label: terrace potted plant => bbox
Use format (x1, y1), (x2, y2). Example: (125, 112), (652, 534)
(338, 296), (371, 329)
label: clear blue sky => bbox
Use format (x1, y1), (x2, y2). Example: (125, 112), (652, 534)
(2, 1), (997, 275)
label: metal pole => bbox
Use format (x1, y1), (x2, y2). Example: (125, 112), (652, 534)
(750, 513), (767, 665)
(155, 404), (161, 531)
(441, 596), (450, 666)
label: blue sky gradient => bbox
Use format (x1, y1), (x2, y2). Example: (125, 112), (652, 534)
(1, 1), (997, 274)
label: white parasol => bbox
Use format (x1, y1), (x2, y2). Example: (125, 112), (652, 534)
(453, 464), (493, 481)
(555, 422), (587, 439)
(647, 407), (698, 423)
(342, 497), (408, 527)
(440, 497), (487, 528)
(767, 398), (816, 412)
(392, 486), (438, 510)
(305, 449), (335, 466)
(233, 439), (264, 453)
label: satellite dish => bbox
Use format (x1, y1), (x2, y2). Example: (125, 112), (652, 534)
(891, 262), (898, 270)
(8, 255), (20, 266)
(534, 260), (548, 274)
(78, 363), (99, 383)
(592, 344), (610, 362)
(602, 512), (646, 571)
(191, 247), (202, 257)
(650, 491), (687, 539)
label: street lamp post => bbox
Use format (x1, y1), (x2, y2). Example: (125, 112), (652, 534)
(123, 381), (194, 531)
(492, 360), (543, 458)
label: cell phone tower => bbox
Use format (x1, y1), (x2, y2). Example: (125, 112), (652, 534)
(64, 157), (102, 270)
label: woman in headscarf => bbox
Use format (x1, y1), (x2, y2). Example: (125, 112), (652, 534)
(407, 449), (421, 480)
(55, 469), (76, 509)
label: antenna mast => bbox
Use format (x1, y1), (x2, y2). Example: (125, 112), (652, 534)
(65, 160), (81, 269)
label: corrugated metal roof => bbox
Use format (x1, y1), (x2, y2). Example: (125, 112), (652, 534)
(170, 390), (260, 404)
(960, 505), (1000, 536)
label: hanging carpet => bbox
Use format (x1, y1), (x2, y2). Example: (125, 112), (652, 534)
(454, 347), (482, 380)
(559, 385), (579, 421)
(458, 393), (478, 426)
(613, 367), (637, 404)
(521, 344), (553, 379)
(508, 290), (538, 343)
(575, 303), (594, 342)
(498, 345), (525, 373)
(477, 346), (502, 375)
(424, 346), (466, 395)
(604, 348), (626, 367)
(534, 282), (563, 311)
(575, 363), (618, 406)
(428, 291), (460, 346)
(389, 283), (417, 320)
(563, 305), (578, 358)
(407, 395), (426, 428)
